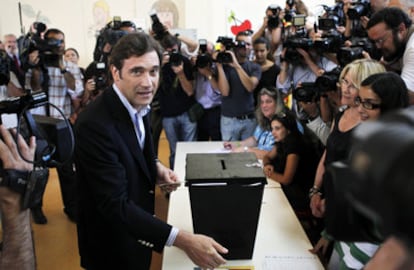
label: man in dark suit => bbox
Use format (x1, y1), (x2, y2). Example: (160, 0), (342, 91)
(74, 33), (228, 270)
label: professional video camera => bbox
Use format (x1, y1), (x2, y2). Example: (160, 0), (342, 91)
(336, 37), (379, 67)
(0, 91), (73, 168)
(347, 0), (371, 20)
(18, 22), (63, 69)
(315, 66), (342, 94)
(93, 16), (130, 62)
(267, 4), (282, 29)
(319, 2), (346, 27)
(324, 107), (414, 244)
(313, 22), (343, 53)
(0, 91), (73, 209)
(283, 16), (312, 64)
(195, 39), (212, 69)
(0, 49), (11, 86)
(292, 82), (319, 103)
(150, 12), (168, 41)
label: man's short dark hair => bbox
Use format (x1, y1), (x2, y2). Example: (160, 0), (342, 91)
(253, 37), (270, 50)
(367, 7), (412, 30)
(109, 32), (163, 71)
(44, 28), (64, 39)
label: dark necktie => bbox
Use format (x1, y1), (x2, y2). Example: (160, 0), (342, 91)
(13, 54), (22, 74)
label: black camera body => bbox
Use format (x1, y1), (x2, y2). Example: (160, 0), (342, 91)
(292, 82), (319, 102)
(215, 36), (234, 64)
(337, 37), (378, 66)
(267, 4), (282, 29)
(347, 0), (371, 20)
(315, 66), (342, 93)
(196, 39), (212, 69)
(93, 16), (129, 62)
(150, 12), (167, 41)
(283, 36), (313, 64)
(169, 50), (183, 66)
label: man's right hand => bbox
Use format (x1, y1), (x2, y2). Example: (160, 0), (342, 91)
(173, 230), (228, 269)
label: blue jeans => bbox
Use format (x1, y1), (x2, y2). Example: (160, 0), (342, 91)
(162, 111), (197, 168)
(220, 116), (257, 141)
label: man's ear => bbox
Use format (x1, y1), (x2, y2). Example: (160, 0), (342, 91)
(111, 65), (120, 81)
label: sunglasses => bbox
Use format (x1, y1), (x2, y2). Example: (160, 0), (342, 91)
(355, 96), (381, 110)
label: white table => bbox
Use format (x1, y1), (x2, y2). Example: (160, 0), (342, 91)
(162, 142), (323, 270)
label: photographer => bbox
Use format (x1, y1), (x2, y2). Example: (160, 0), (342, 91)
(366, 7), (414, 104)
(216, 31), (261, 141)
(193, 40), (222, 141)
(252, 5), (284, 64)
(158, 34), (196, 169)
(0, 125), (36, 270)
(26, 28), (83, 224)
(276, 25), (338, 115)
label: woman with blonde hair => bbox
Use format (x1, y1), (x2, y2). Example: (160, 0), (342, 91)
(309, 58), (386, 269)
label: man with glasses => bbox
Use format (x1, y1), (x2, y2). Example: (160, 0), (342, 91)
(366, 7), (414, 104)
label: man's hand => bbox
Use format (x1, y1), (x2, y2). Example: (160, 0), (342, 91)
(0, 125), (36, 171)
(173, 230), (228, 269)
(309, 236), (331, 255)
(156, 161), (180, 193)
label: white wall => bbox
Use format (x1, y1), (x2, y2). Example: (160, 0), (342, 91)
(1, 0), (334, 67)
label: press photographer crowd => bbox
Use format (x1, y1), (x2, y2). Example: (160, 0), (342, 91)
(1, 0), (414, 269)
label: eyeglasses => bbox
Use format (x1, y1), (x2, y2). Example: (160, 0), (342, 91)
(355, 96), (381, 110)
(341, 78), (358, 91)
(370, 30), (393, 47)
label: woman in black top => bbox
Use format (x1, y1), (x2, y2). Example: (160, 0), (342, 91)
(263, 112), (319, 210)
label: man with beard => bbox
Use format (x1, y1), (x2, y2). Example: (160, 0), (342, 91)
(366, 7), (414, 103)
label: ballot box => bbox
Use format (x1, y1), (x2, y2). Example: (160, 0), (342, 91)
(185, 152), (267, 260)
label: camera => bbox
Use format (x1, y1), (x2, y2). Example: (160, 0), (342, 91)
(168, 49), (183, 66)
(215, 36), (234, 64)
(0, 49), (11, 86)
(150, 12), (167, 41)
(17, 22), (63, 69)
(337, 37), (379, 67)
(196, 39), (212, 69)
(284, 0), (296, 23)
(292, 82), (318, 102)
(267, 4), (282, 29)
(347, 0), (371, 20)
(320, 2), (346, 27)
(84, 61), (109, 92)
(0, 91), (48, 115)
(93, 16), (130, 62)
(315, 67), (342, 93)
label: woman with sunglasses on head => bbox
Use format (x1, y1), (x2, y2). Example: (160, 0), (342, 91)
(223, 87), (288, 159)
(309, 59), (386, 268)
(357, 72), (409, 121)
(262, 110), (320, 212)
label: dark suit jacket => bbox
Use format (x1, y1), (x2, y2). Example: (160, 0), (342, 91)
(74, 88), (172, 270)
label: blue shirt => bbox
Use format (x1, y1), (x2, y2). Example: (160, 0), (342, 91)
(194, 73), (221, 109)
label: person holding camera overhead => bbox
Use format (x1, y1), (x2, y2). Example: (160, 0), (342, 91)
(193, 40), (222, 141)
(251, 4), (284, 64)
(216, 30), (261, 142)
(26, 28), (83, 224)
(157, 33), (196, 169)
